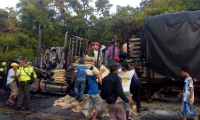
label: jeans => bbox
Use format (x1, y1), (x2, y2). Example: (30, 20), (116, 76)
(124, 91), (130, 111)
(181, 102), (196, 118)
(74, 78), (86, 100)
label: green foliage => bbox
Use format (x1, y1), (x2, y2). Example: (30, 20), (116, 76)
(1, 0), (200, 62)
(0, 32), (37, 61)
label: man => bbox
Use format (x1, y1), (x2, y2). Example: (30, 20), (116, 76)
(106, 42), (119, 61)
(178, 66), (197, 120)
(122, 42), (134, 53)
(119, 42), (134, 62)
(71, 59), (88, 102)
(110, 35), (118, 46)
(107, 41), (119, 59)
(89, 41), (100, 51)
(0, 62), (7, 92)
(15, 59), (37, 110)
(87, 67), (105, 120)
(130, 69), (142, 113)
(6, 63), (19, 105)
(118, 63), (135, 119)
(100, 64), (132, 120)
(106, 42), (119, 68)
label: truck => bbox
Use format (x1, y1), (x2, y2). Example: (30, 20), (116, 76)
(128, 10), (200, 99)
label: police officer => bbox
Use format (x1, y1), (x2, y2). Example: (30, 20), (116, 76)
(15, 59), (37, 110)
(0, 62), (7, 92)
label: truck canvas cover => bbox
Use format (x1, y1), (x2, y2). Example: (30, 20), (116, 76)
(141, 10), (200, 80)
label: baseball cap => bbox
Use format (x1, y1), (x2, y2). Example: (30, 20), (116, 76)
(79, 59), (84, 64)
(114, 56), (120, 61)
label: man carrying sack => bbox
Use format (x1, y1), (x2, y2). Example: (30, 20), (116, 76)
(15, 58), (37, 110)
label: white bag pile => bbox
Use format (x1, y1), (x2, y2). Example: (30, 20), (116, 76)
(54, 94), (138, 118)
(84, 55), (95, 68)
(69, 55), (95, 69)
(53, 95), (108, 117)
(53, 69), (67, 84)
(96, 65), (110, 84)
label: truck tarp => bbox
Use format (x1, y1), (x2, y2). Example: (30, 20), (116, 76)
(141, 10), (200, 80)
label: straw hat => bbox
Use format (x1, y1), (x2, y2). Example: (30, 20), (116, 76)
(11, 63), (19, 67)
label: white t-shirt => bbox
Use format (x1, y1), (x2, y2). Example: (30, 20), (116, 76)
(118, 70), (135, 92)
(94, 50), (101, 62)
(183, 77), (194, 103)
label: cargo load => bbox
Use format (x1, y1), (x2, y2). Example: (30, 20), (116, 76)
(141, 10), (200, 79)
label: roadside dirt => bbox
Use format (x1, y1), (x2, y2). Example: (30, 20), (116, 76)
(0, 91), (199, 120)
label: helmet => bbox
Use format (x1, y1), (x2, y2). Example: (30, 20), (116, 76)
(0, 68), (3, 72)
(2, 62), (6, 66)
(51, 47), (56, 51)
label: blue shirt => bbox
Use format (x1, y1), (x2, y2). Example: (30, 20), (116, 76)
(88, 75), (98, 94)
(75, 65), (88, 79)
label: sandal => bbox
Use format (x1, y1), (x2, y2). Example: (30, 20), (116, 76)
(8, 100), (15, 104)
(6, 101), (13, 106)
(87, 116), (92, 119)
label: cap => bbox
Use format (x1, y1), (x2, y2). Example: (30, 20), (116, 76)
(2, 62), (6, 66)
(114, 56), (120, 61)
(116, 63), (121, 68)
(11, 63), (19, 67)
(79, 59), (84, 64)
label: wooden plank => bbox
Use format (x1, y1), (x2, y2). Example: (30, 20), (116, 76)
(129, 38), (140, 41)
(130, 42), (141, 45)
(129, 51), (140, 54)
(130, 54), (140, 58)
(130, 46), (141, 49)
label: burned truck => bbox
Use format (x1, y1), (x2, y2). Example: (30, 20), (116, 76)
(129, 10), (200, 98)
(30, 36), (90, 94)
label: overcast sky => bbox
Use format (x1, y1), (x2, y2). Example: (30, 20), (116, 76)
(0, 0), (141, 13)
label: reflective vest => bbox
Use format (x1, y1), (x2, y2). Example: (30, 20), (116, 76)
(17, 66), (37, 81)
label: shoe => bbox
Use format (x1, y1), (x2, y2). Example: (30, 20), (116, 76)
(14, 107), (21, 110)
(78, 99), (83, 102)
(25, 106), (29, 110)
(8, 100), (15, 104)
(76, 96), (79, 100)
(137, 108), (141, 113)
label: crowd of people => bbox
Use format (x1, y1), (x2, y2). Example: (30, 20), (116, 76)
(78, 35), (197, 120)
(71, 35), (142, 119)
(0, 34), (197, 120)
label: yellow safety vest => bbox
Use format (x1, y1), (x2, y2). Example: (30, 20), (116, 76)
(17, 66), (37, 81)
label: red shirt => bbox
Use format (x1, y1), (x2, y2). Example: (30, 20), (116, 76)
(89, 42), (100, 50)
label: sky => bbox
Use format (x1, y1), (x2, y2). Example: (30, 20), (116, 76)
(0, 0), (141, 13)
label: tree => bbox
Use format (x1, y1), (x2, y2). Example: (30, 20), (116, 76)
(95, 0), (113, 18)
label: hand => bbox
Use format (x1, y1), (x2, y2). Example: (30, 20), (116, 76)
(101, 69), (106, 73)
(34, 78), (38, 85)
(70, 80), (74, 84)
(189, 100), (193, 106)
(18, 78), (22, 82)
(128, 99), (133, 105)
(177, 93), (182, 98)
